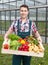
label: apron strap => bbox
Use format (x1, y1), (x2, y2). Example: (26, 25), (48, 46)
(17, 19), (19, 35)
(17, 19), (32, 35)
(29, 20), (32, 36)
(29, 20), (32, 32)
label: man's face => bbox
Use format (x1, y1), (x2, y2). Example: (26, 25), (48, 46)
(20, 7), (29, 19)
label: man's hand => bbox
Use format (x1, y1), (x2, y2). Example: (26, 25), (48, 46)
(39, 43), (45, 51)
(36, 36), (45, 51)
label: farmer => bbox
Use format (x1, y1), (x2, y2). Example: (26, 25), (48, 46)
(4, 4), (44, 65)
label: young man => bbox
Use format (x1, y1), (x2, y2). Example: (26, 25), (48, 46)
(4, 4), (44, 65)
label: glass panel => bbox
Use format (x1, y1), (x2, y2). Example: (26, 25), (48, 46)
(35, 2), (43, 6)
(2, 0), (9, 3)
(3, 3), (10, 9)
(0, 21), (1, 34)
(0, 20), (5, 34)
(17, 0), (24, 7)
(36, 0), (46, 5)
(1, 12), (5, 20)
(11, 11), (15, 20)
(10, 2), (16, 9)
(0, 4), (3, 9)
(0, 12), (1, 20)
(0, 0), (3, 3)
(47, 0), (48, 4)
(1, 12), (5, 33)
(10, 0), (16, 1)
(6, 11), (10, 20)
(17, 10), (20, 19)
(5, 11), (11, 30)
(26, 0), (34, 7)
(38, 8), (46, 21)
(29, 9), (36, 20)
(47, 8), (48, 20)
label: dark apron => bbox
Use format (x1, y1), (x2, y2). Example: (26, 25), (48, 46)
(17, 20), (31, 39)
(12, 20), (32, 65)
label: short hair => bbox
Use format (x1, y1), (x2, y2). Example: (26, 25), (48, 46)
(20, 4), (29, 11)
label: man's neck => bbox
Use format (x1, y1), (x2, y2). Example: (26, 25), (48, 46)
(21, 17), (27, 22)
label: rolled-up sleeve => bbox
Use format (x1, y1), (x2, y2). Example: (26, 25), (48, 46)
(10, 21), (15, 31)
(32, 22), (37, 33)
(10, 20), (18, 34)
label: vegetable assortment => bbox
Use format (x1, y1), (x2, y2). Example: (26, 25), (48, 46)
(3, 34), (44, 53)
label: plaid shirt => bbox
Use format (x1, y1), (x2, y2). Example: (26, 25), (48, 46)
(11, 18), (37, 35)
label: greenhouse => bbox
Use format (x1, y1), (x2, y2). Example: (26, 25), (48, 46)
(0, 0), (48, 43)
(0, 0), (48, 65)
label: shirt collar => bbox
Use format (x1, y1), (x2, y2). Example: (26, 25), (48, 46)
(19, 18), (29, 24)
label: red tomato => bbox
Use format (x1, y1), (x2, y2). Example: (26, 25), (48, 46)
(18, 46), (23, 51)
(3, 44), (9, 49)
(22, 44), (29, 51)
